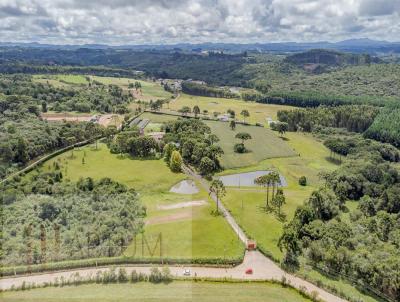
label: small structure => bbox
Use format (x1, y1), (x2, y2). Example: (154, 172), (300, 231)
(217, 113), (230, 122)
(247, 240), (257, 250)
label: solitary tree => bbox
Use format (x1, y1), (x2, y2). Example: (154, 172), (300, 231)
(272, 188), (286, 215)
(229, 120), (236, 131)
(179, 106), (191, 116)
(240, 109), (250, 123)
(209, 179), (226, 214)
(193, 105), (200, 118)
(235, 132), (252, 145)
(170, 150), (182, 172)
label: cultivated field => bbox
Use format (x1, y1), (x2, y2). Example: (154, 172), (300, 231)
(0, 281), (312, 302)
(36, 143), (243, 260)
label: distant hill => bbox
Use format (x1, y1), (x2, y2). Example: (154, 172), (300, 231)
(1, 38), (400, 54)
(283, 49), (379, 67)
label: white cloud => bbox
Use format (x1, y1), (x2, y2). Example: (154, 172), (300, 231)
(0, 0), (398, 44)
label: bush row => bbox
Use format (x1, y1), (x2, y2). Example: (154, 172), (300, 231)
(1, 256), (243, 277)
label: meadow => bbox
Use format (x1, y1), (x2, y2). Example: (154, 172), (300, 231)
(37, 143), (243, 260)
(169, 93), (295, 124)
(0, 281), (312, 302)
(219, 132), (338, 259)
(204, 120), (297, 168)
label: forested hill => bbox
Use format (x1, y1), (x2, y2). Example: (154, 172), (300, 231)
(283, 49), (379, 66)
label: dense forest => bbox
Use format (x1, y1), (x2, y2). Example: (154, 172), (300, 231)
(2, 47), (399, 107)
(276, 105), (400, 147)
(279, 132), (400, 300)
(1, 173), (145, 265)
(364, 103), (400, 147)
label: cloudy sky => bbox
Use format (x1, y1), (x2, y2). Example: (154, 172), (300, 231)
(0, 0), (399, 45)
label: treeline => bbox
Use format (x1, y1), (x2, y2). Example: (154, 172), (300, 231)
(276, 105), (379, 133)
(278, 134), (400, 301)
(364, 103), (400, 147)
(1, 174), (145, 265)
(246, 91), (394, 107)
(0, 63), (143, 78)
(163, 119), (224, 177)
(181, 81), (239, 99)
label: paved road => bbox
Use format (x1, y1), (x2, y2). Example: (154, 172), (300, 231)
(0, 250), (345, 302)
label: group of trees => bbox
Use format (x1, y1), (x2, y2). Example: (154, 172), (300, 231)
(109, 127), (158, 158)
(181, 81), (239, 99)
(163, 119), (223, 177)
(1, 173), (146, 265)
(278, 132), (400, 300)
(276, 105), (379, 133)
(0, 94), (105, 178)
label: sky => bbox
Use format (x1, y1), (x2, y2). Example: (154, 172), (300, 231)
(0, 0), (399, 45)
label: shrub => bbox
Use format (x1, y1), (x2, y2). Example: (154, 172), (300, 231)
(298, 176), (307, 186)
(118, 268), (128, 283)
(234, 143), (246, 153)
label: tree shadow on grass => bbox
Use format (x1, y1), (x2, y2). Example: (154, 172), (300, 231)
(279, 136), (290, 141)
(325, 156), (341, 165)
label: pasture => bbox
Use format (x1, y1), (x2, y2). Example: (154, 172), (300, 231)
(36, 143), (243, 260)
(219, 132), (338, 259)
(169, 93), (295, 124)
(205, 120), (297, 169)
(0, 281), (312, 302)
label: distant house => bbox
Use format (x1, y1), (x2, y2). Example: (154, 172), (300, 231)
(217, 113), (230, 122)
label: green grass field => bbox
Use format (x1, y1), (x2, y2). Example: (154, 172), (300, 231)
(0, 281), (312, 302)
(90, 76), (172, 102)
(169, 93), (295, 124)
(219, 132), (338, 260)
(205, 121), (297, 169)
(33, 74), (89, 88)
(34, 143), (243, 260)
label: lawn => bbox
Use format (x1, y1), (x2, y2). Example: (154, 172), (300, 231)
(219, 132), (339, 260)
(0, 281), (312, 302)
(33, 143), (243, 260)
(205, 120), (297, 169)
(169, 93), (295, 125)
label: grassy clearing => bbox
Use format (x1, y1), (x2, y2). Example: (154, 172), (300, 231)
(220, 132), (338, 260)
(205, 120), (297, 169)
(0, 281), (312, 302)
(34, 143), (243, 260)
(90, 76), (172, 102)
(169, 93), (295, 124)
(140, 112), (180, 123)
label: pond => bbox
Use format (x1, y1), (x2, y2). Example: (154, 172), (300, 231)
(217, 170), (287, 187)
(169, 179), (200, 194)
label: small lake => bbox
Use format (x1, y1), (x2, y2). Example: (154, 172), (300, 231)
(169, 179), (200, 194)
(218, 170), (287, 187)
